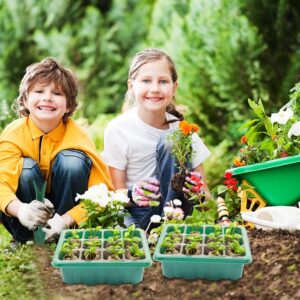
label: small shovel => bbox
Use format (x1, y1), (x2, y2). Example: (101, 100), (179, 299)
(33, 181), (47, 245)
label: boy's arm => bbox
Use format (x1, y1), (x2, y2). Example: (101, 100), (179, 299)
(6, 198), (54, 230)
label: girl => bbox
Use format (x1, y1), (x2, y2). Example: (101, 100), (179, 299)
(101, 48), (211, 229)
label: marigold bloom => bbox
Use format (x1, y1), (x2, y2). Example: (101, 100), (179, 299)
(233, 157), (246, 167)
(241, 135), (247, 144)
(179, 120), (199, 136)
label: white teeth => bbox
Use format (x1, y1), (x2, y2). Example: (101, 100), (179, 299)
(38, 106), (55, 111)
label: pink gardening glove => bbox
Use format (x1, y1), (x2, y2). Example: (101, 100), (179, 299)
(132, 178), (161, 207)
(182, 171), (205, 200)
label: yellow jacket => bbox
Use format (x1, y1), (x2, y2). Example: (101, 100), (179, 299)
(0, 117), (113, 224)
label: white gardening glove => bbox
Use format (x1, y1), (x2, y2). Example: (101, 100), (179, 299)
(132, 178), (161, 207)
(42, 213), (67, 242)
(17, 199), (54, 231)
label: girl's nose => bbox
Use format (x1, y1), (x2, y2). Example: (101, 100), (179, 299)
(150, 82), (160, 92)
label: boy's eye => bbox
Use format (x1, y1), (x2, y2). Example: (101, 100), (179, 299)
(53, 91), (62, 96)
(142, 79), (151, 84)
(160, 80), (168, 84)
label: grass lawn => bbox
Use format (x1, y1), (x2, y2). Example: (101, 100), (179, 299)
(0, 225), (46, 300)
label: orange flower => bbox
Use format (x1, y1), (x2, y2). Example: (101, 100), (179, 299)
(233, 157), (246, 167)
(240, 135), (247, 144)
(179, 120), (199, 135)
(190, 123), (199, 133)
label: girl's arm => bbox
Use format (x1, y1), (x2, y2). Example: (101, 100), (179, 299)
(192, 164), (212, 200)
(108, 166), (133, 207)
(108, 166), (127, 189)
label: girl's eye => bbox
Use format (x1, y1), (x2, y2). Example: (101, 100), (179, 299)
(34, 90), (43, 93)
(142, 79), (151, 84)
(53, 91), (62, 96)
(160, 80), (168, 84)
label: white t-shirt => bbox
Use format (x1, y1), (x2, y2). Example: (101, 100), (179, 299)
(101, 108), (211, 187)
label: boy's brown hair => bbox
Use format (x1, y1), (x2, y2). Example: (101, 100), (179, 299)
(14, 57), (78, 122)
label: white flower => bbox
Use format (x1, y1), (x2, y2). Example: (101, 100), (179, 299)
(150, 215), (161, 223)
(172, 199), (182, 207)
(163, 206), (174, 216)
(148, 233), (158, 244)
(270, 108), (293, 125)
(111, 189), (130, 204)
(75, 184), (110, 207)
(288, 121), (300, 138)
(172, 208), (184, 220)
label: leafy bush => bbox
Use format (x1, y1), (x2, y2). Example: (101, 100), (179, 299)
(0, 100), (15, 133)
(147, 0), (266, 145)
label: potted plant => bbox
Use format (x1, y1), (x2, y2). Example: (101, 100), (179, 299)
(153, 224), (252, 280)
(52, 225), (152, 285)
(167, 120), (200, 191)
(229, 85), (300, 206)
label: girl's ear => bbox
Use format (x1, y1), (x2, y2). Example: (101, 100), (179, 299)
(127, 79), (133, 93)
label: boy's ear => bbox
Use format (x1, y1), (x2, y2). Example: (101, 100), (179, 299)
(23, 98), (28, 109)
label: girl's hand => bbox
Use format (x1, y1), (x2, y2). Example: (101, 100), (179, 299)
(183, 171), (205, 201)
(132, 178), (161, 206)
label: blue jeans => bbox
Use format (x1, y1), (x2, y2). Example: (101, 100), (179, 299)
(125, 133), (193, 230)
(0, 149), (92, 243)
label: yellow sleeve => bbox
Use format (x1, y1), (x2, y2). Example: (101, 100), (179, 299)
(0, 141), (23, 213)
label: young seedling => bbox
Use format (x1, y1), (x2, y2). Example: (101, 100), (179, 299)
(184, 240), (201, 255)
(83, 246), (101, 260)
(126, 243), (145, 260)
(228, 240), (246, 256)
(205, 240), (226, 256)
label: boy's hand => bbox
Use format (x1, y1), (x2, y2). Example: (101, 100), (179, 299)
(43, 213), (67, 242)
(183, 171), (205, 200)
(17, 199), (54, 230)
(132, 178), (161, 207)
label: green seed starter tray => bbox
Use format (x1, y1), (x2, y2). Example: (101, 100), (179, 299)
(52, 228), (152, 285)
(153, 224), (252, 280)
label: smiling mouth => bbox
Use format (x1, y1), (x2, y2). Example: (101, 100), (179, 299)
(146, 97), (163, 101)
(38, 106), (55, 111)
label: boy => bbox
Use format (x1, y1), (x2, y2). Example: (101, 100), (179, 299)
(0, 58), (113, 243)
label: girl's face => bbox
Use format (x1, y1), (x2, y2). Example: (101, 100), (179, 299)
(128, 58), (177, 116)
(25, 81), (69, 132)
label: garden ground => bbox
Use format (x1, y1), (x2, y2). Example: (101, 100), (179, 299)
(27, 229), (300, 300)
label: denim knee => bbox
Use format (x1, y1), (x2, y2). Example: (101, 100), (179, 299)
(52, 149), (92, 176)
(18, 157), (44, 200)
(19, 157), (43, 184)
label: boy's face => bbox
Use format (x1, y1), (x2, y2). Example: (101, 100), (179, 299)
(24, 81), (69, 133)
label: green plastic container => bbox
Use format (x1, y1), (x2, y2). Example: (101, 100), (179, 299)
(52, 228), (152, 285)
(228, 154), (300, 206)
(153, 224), (252, 280)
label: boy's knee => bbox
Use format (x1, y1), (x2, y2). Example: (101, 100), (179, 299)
(20, 157), (41, 182)
(54, 149), (92, 175)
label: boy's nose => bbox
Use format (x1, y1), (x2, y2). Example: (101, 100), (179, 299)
(42, 91), (53, 101)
